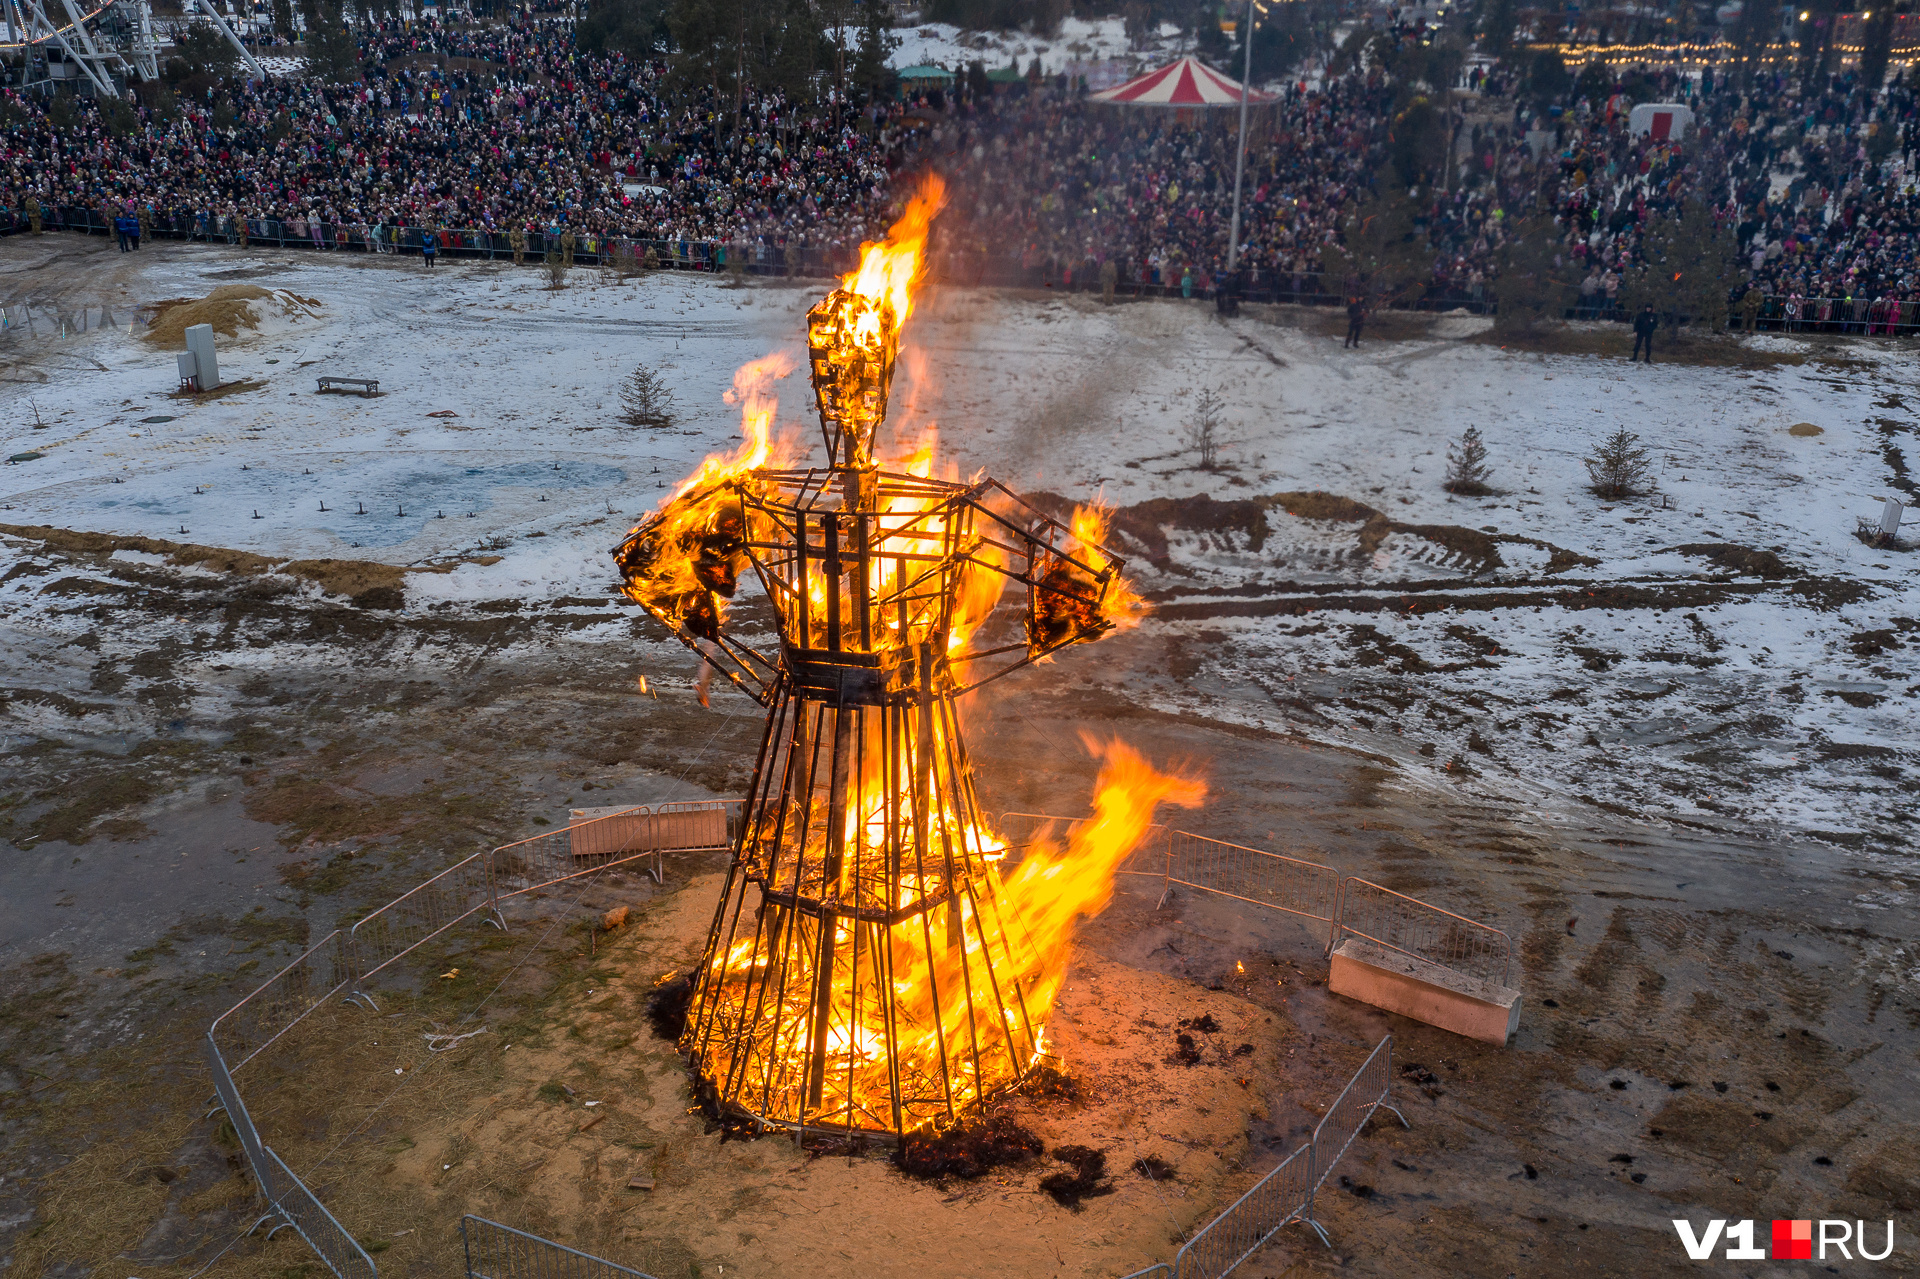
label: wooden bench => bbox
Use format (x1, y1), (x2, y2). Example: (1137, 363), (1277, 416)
(316, 375), (379, 396)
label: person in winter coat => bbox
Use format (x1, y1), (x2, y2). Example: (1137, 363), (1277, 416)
(422, 230), (437, 268)
(1631, 304), (1657, 362)
(1345, 295), (1366, 348)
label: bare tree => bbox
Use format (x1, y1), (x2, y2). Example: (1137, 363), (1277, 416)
(619, 364), (677, 429)
(544, 245), (568, 290)
(1444, 424), (1494, 495)
(1186, 388), (1224, 470)
(1585, 427), (1653, 498)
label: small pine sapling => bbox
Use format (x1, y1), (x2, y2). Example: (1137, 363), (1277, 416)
(544, 245), (568, 290)
(1584, 427), (1653, 498)
(619, 364), (677, 429)
(1186, 388), (1224, 470)
(1444, 425), (1494, 495)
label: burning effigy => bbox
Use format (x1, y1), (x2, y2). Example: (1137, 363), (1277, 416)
(614, 176), (1202, 1137)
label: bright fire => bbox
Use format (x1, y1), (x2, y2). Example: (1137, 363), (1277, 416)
(842, 174), (947, 339)
(617, 182), (1184, 1134)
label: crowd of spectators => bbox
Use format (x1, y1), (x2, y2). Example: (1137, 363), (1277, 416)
(0, 13), (917, 254)
(10, 4), (1920, 327)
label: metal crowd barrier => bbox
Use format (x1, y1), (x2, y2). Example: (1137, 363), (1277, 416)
(1328, 877), (1513, 990)
(1167, 1034), (1404, 1278)
(347, 848), (498, 992)
(204, 1032), (378, 1279)
(259, 1146), (381, 1279)
(208, 929), (353, 1075)
(997, 811), (1171, 878)
(197, 801), (1430, 1279)
(1164, 831), (1341, 941)
(1308, 1034), (1408, 1207)
(1002, 814), (1343, 941)
(492, 800), (738, 899)
(1173, 1142), (1317, 1278)
(462, 1215), (660, 1279)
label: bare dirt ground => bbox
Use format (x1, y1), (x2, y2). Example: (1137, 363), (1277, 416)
(1, 237), (1918, 1279)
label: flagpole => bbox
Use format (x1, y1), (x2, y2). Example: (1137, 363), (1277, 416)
(1226, 0), (1255, 271)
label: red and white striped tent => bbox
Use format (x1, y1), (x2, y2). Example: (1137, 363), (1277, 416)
(1087, 55), (1275, 107)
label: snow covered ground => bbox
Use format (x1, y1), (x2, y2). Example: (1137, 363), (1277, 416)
(1, 239), (1915, 866)
(885, 16), (1183, 85)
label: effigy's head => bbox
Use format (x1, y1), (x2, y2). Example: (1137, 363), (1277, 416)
(805, 174), (947, 471)
(807, 288), (897, 469)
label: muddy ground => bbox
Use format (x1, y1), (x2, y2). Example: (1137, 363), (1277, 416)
(0, 528), (1916, 1279)
(1, 236), (1917, 1279)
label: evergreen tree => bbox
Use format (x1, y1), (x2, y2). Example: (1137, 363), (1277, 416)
(1341, 188), (1428, 306)
(1861, 5), (1896, 89)
(852, 0), (897, 98)
(272, 0), (295, 41)
(1387, 96), (1449, 187)
(298, 0), (361, 82)
(163, 26), (241, 85)
(1585, 428), (1652, 498)
(1729, 0), (1772, 86)
(1624, 198), (1739, 333)
(1525, 49), (1571, 105)
(578, 0), (673, 57)
(1491, 216), (1574, 335)
(1445, 425), (1494, 495)
(620, 364), (678, 428)
(1478, 0), (1518, 58)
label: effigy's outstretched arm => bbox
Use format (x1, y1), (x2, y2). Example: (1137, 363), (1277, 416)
(613, 479), (777, 705)
(934, 482), (1148, 696)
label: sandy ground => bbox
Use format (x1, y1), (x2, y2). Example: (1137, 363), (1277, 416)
(1, 234), (1918, 1279)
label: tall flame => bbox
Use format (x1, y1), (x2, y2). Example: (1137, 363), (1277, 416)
(997, 738), (1207, 1026)
(675, 352), (794, 499)
(843, 174), (947, 341)
(1070, 503), (1150, 632)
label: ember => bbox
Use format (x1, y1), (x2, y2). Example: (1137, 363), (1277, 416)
(614, 176), (1202, 1136)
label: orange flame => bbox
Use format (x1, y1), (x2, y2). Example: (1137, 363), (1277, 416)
(613, 353), (794, 645)
(842, 174), (947, 343)
(1070, 503), (1150, 632)
(675, 352), (794, 500)
(694, 736), (1204, 1126)
(997, 737), (1207, 1026)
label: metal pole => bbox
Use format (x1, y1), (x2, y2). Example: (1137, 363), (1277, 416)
(1226, 0), (1255, 271)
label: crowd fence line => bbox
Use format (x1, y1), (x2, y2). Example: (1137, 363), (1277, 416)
(11, 211), (1920, 334)
(202, 799), (1461, 1279)
(1328, 876), (1515, 991)
(461, 1215), (661, 1279)
(201, 800), (736, 1279)
(1169, 1034), (1405, 1279)
(1005, 814), (1505, 992)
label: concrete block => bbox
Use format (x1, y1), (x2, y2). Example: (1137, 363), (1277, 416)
(1329, 937), (1521, 1046)
(184, 323), (219, 390)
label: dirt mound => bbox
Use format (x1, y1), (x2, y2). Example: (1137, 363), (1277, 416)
(1019, 490), (1270, 566)
(0, 523), (410, 600)
(141, 285), (323, 347)
(1669, 543), (1798, 579)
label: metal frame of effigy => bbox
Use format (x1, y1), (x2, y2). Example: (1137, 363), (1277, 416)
(614, 278), (1135, 1136)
